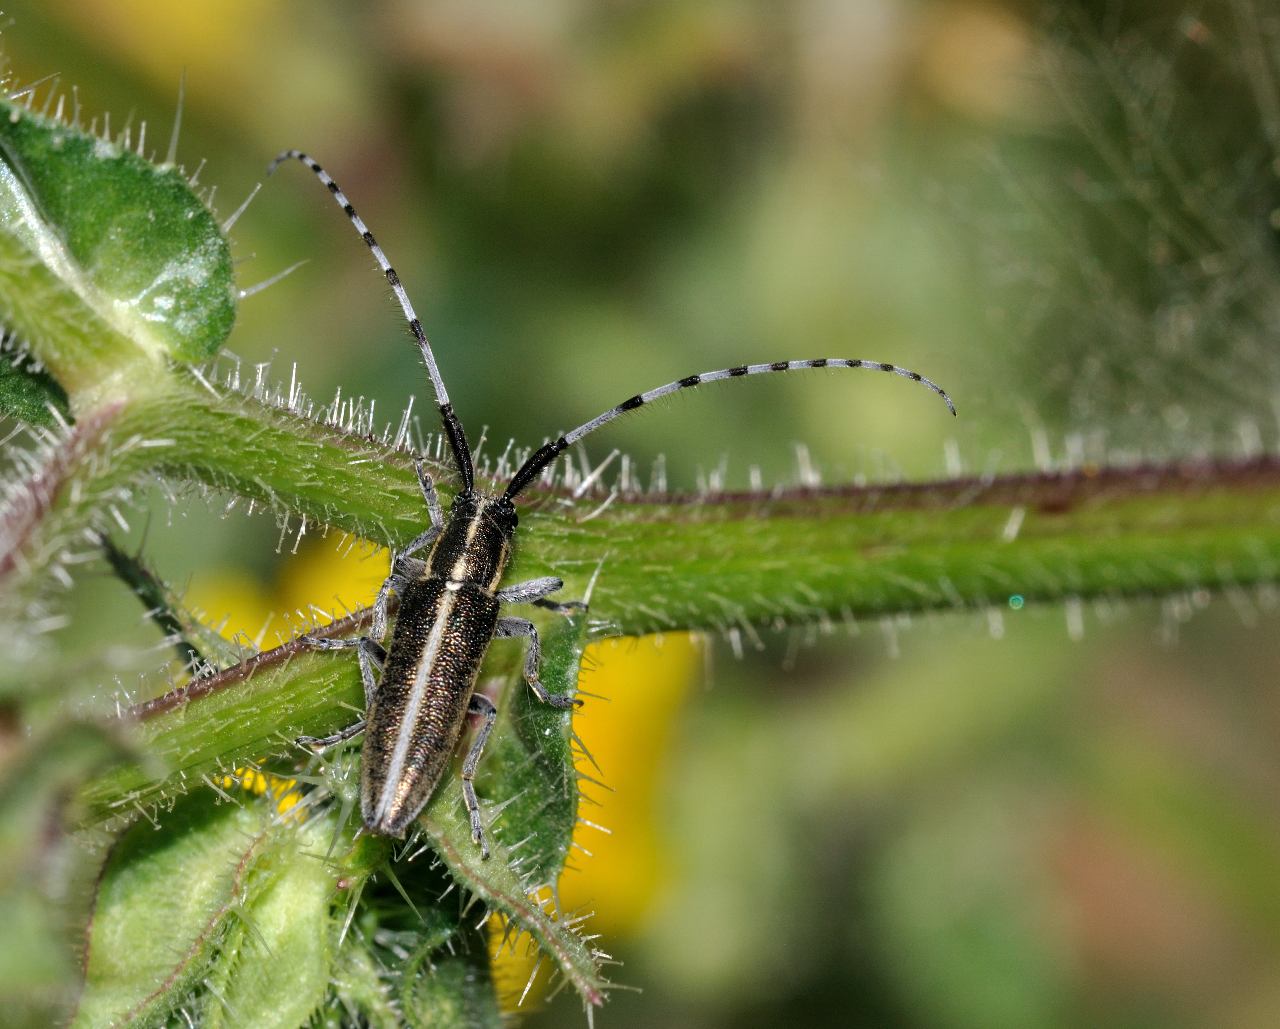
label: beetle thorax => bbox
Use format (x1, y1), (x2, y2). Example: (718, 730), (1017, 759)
(423, 490), (517, 592)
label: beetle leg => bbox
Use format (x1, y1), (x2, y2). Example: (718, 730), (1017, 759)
(495, 575), (586, 615)
(392, 461), (444, 567)
(496, 576), (587, 615)
(392, 555), (427, 579)
(372, 572), (411, 641)
(355, 638), (385, 704)
(295, 635), (385, 749)
(414, 458), (444, 529)
(495, 616), (582, 709)
(532, 596), (586, 614)
(460, 693), (498, 859)
(297, 718), (367, 751)
(298, 635), (385, 698)
(398, 526), (440, 561)
(495, 575), (562, 605)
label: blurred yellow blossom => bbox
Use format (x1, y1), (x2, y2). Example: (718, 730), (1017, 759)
(216, 765), (303, 818)
(183, 569), (280, 646)
(275, 536), (391, 628)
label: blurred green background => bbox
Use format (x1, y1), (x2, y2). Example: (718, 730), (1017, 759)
(8, 1), (1280, 1026)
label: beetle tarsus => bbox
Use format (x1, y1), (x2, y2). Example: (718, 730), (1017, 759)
(461, 693), (498, 860)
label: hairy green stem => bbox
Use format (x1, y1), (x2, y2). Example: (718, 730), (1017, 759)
(8, 373), (1280, 642)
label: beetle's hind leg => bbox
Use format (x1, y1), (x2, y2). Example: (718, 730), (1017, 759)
(460, 693), (498, 859)
(295, 635), (386, 751)
(495, 616), (582, 709)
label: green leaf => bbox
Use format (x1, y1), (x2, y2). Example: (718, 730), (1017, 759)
(73, 793), (330, 1028)
(77, 606), (599, 1013)
(399, 929), (503, 1029)
(0, 344), (68, 425)
(322, 829), (503, 1027)
(0, 97), (235, 393)
(0, 225), (134, 399)
(0, 722), (134, 1029)
(422, 610), (607, 1009)
(196, 816), (333, 1029)
(328, 940), (402, 1028)
(475, 609), (588, 888)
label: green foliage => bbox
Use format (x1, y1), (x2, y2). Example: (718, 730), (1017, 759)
(0, 346), (66, 425)
(0, 98), (235, 377)
(0, 85), (597, 1023)
(74, 794), (331, 1028)
(0, 41), (1277, 1026)
(0, 722), (134, 1029)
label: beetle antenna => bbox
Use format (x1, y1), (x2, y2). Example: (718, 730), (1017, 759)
(504, 358), (954, 500)
(267, 151), (474, 491)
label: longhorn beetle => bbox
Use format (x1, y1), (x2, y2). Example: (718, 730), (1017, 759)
(269, 150), (956, 859)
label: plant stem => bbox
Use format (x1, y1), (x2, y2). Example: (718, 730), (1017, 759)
(8, 372), (1280, 643)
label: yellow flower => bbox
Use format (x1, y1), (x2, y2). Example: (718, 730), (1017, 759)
(182, 570), (281, 646)
(216, 765), (302, 817)
(276, 537), (390, 627)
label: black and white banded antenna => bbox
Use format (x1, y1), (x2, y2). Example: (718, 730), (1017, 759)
(266, 150), (475, 492)
(504, 359), (955, 499)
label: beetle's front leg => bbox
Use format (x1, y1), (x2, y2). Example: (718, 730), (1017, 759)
(371, 461), (445, 636)
(495, 616), (582, 709)
(396, 529), (438, 563)
(460, 693), (498, 859)
(394, 462), (445, 561)
(414, 458), (444, 529)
